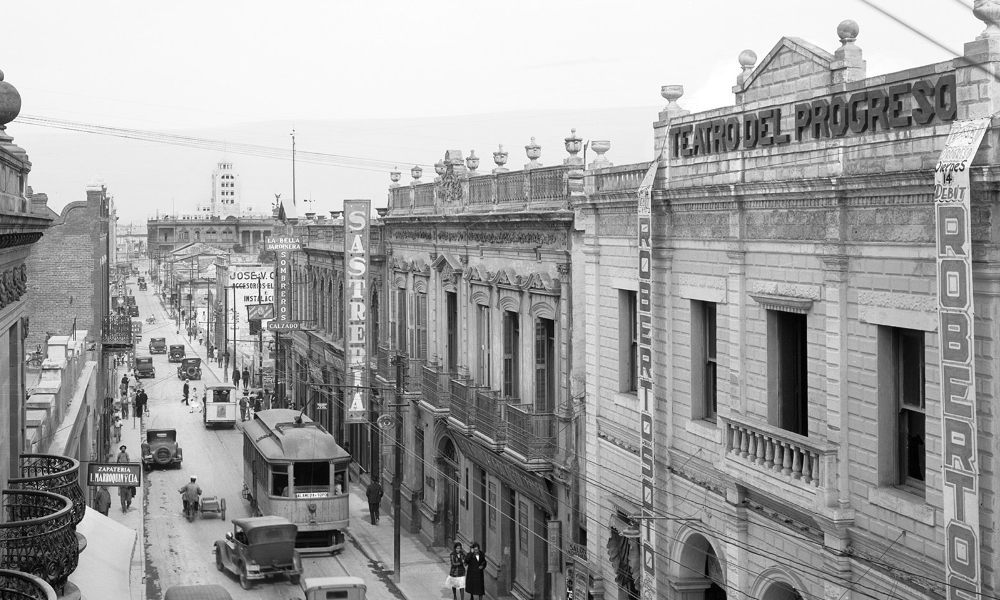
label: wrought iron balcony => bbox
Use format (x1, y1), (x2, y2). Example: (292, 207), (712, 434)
(419, 363), (452, 415)
(720, 415), (838, 511)
(101, 315), (134, 348)
(375, 345), (396, 384)
(404, 358), (423, 394)
(473, 390), (510, 452)
(505, 403), (556, 469)
(0, 569), (57, 600)
(448, 377), (477, 436)
(8, 455), (86, 529)
(0, 489), (79, 595)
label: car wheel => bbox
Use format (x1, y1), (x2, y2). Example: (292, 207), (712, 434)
(215, 549), (224, 572)
(290, 574), (301, 585)
(239, 566), (252, 590)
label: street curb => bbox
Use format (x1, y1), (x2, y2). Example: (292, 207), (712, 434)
(346, 526), (413, 600)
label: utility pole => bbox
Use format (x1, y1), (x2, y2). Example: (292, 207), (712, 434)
(391, 353), (405, 584)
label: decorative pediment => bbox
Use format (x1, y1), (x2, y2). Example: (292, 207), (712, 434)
(431, 253), (463, 274)
(737, 36), (833, 94)
(490, 267), (521, 288)
(392, 257), (412, 272)
(464, 265), (486, 282)
(412, 258), (430, 274)
(521, 272), (560, 294)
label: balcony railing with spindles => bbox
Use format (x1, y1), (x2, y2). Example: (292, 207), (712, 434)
(102, 315), (133, 347)
(473, 390), (509, 451)
(420, 363), (452, 415)
(505, 403), (556, 468)
(0, 490), (79, 595)
(720, 415), (837, 510)
(0, 569), (57, 600)
(8, 455), (86, 529)
(448, 377), (477, 435)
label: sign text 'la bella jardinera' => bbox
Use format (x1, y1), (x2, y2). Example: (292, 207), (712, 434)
(264, 235), (301, 329)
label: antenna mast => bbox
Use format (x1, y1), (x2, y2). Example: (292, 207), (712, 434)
(291, 128), (297, 207)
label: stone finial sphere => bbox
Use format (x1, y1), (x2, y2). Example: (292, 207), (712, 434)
(837, 20), (859, 43)
(0, 69), (22, 127)
(738, 50), (757, 68)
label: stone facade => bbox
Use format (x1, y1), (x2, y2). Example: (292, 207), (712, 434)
(578, 15), (1000, 600)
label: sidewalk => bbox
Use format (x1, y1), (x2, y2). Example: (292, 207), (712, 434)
(347, 486), (451, 600)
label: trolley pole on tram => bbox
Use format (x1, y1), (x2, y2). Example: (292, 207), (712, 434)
(392, 353), (405, 584)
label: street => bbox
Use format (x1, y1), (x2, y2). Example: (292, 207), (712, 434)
(130, 278), (409, 600)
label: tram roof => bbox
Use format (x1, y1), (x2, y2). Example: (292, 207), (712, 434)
(244, 409), (349, 461)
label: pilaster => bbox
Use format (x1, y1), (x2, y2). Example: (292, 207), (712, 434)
(820, 254), (850, 510)
(725, 251), (747, 416)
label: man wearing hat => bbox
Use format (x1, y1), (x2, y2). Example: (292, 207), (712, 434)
(115, 445), (133, 512)
(182, 378), (190, 405)
(115, 444), (130, 463)
(179, 475), (202, 515)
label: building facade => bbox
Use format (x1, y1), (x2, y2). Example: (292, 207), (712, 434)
(580, 14), (1000, 600)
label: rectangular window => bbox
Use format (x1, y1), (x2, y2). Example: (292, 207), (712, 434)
(534, 318), (555, 412)
(415, 293), (428, 360)
(878, 327), (926, 492)
(271, 465), (289, 496)
(395, 289), (407, 353)
(446, 292), (458, 372)
(477, 304), (491, 386)
(488, 481), (497, 531)
(518, 501), (529, 553)
(619, 290), (638, 393)
(766, 310), (808, 436)
(690, 301), (718, 420)
(502, 311), (520, 398)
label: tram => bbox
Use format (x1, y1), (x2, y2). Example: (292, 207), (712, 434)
(241, 409), (351, 554)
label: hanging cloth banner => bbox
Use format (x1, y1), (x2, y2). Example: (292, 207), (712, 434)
(934, 117), (989, 600)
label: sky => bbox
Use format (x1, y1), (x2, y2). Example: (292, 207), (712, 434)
(0, 0), (985, 224)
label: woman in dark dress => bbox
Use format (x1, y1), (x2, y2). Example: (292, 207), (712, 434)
(444, 541), (466, 600)
(464, 542), (487, 600)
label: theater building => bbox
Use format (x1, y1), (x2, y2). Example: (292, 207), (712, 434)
(578, 12), (1000, 600)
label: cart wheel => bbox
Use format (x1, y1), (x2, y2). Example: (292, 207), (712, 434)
(239, 566), (252, 590)
(220, 498), (227, 521)
(215, 549), (224, 572)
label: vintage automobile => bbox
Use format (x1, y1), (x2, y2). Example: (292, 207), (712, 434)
(138, 281), (147, 291)
(163, 585), (233, 600)
(141, 428), (183, 469)
(184, 494), (227, 522)
(299, 577), (366, 600)
(134, 356), (155, 379)
(203, 383), (238, 429)
(178, 357), (202, 380)
(168, 344), (186, 362)
(149, 337), (167, 354)
(214, 516), (303, 590)
(128, 304), (139, 317)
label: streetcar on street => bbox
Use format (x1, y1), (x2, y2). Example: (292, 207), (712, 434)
(241, 409), (351, 554)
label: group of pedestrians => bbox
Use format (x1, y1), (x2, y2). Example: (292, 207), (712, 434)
(118, 371), (149, 421)
(93, 443), (137, 515)
(446, 541), (487, 600)
(232, 366), (251, 390)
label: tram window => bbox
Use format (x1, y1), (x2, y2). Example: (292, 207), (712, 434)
(212, 389), (229, 403)
(293, 461), (330, 492)
(334, 471), (345, 494)
(272, 465), (289, 497)
(324, 592), (349, 599)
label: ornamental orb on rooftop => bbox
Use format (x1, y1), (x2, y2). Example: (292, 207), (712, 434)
(0, 70), (22, 128)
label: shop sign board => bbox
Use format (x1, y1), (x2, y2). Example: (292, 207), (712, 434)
(87, 462), (142, 487)
(344, 200), (371, 424)
(935, 117), (989, 600)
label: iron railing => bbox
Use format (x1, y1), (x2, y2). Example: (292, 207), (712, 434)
(448, 377), (476, 435)
(8, 455), (86, 528)
(474, 390), (510, 451)
(0, 569), (57, 600)
(102, 315), (133, 346)
(0, 490), (78, 595)
(420, 364), (452, 412)
(505, 403), (556, 463)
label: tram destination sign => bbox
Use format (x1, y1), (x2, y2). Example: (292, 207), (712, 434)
(87, 462), (142, 487)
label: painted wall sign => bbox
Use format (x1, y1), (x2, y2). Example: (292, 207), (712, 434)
(227, 266), (275, 364)
(934, 117), (989, 600)
(265, 236), (301, 324)
(636, 157), (658, 600)
(670, 74), (956, 158)
(344, 200), (371, 424)
(87, 462), (142, 487)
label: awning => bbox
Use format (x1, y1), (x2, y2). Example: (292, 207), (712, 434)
(69, 507), (136, 600)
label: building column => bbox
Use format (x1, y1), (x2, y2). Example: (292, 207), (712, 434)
(725, 250), (746, 416)
(821, 254), (850, 509)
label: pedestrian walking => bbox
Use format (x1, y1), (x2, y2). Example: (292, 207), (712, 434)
(120, 391), (130, 419)
(115, 444), (130, 463)
(113, 414), (122, 443)
(445, 542), (467, 600)
(252, 393), (262, 416)
(239, 393), (249, 422)
(365, 478), (383, 525)
(119, 374), (128, 399)
(232, 368), (241, 390)
(241, 367), (250, 390)
(94, 486), (112, 516)
(118, 484), (134, 513)
(182, 379), (190, 405)
(189, 385), (198, 412)
(464, 543), (487, 600)
(135, 387), (148, 417)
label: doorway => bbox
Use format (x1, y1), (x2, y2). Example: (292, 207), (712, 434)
(441, 438), (459, 546)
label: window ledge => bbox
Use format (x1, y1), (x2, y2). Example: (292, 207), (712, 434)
(748, 292), (813, 314)
(868, 486), (935, 526)
(613, 391), (637, 407)
(685, 419), (722, 444)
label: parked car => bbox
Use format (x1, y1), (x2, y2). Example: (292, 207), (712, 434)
(163, 585), (233, 600)
(135, 356), (155, 379)
(149, 337), (167, 354)
(138, 281), (147, 291)
(299, 577), (366, 600)
(214, 516), (303, 590)
(128, 305), (139, 317)
(178, 357), (202, 380)
(141, 428), (183, 470)
(168, 344), (186, 362)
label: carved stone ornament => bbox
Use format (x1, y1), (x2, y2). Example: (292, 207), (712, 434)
(975, 0), (1000, 38)
(490, 267), (521, 288)
(437, 164), (463, 203)
(520, 272), (560, 293)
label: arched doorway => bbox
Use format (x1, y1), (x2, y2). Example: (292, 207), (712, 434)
(439, 438), (459, 546)
(760, 582), (803, 600)
(674, 531), (727, 599)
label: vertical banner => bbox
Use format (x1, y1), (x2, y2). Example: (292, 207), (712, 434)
(264, 236), (301, 329)
(636, 158), (657, 600)
(344, 200), (371, 424)
(935, 117), (989, 600)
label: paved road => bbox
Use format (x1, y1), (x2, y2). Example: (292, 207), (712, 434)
(130, 275), (409, 600)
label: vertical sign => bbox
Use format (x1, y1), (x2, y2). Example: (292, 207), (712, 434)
(264, 236), (301, 329)
(344, 200), (371, 424)
(935, 117), (989, 600)
(636, 158), (658, 600)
